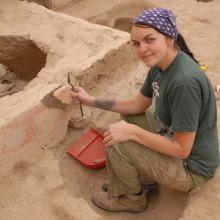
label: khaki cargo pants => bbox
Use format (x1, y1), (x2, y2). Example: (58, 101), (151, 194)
(105, 109), (207, 197)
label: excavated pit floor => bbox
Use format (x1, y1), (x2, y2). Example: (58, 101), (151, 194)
(0, 62), (191, 220)
(1, 0), (220, 220)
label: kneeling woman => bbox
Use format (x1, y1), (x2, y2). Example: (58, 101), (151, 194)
(54, 8), (219, 213)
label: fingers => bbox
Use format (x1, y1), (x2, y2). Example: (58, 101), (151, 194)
(103, 130), (116, 147)
(103, 135), (111, 144)
(103, 130), (111, 146)
(70, 88), (85, 104)
(70, 91), (79, 98)
(103, 137), (114, 147)
(53, 84), (90, 105)
(72, 86), (84, 93)
(104, 130), (110, 137)
(103, 121), (130, 147)
(105, 141), (114, 147)
(70, 86), (86, 98)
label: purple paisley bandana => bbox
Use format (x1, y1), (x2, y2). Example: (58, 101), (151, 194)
(133, 8), (178, 40)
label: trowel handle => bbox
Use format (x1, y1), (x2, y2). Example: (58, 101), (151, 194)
(68, 73), (84, 117)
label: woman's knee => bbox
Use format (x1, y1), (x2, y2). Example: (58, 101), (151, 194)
(114, 141), (153, 160)
(105, 142), (136, 160)
(120, 113), (151, 130)
(120, 113), (142, 123)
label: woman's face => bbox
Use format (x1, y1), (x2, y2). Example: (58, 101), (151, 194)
(131, 25), (172, 68)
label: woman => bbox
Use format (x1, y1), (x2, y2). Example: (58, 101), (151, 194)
(54, 8), (219, 213)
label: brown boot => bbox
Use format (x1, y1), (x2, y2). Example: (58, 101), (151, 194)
(92, 191), (147, 213)
(102, 180), (159, 196)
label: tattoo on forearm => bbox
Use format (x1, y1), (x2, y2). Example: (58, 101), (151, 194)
(93, 98), (116, 111)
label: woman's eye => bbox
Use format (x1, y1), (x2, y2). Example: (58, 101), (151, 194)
(145, 38), (155, 43)
(132, 41), (140, 47)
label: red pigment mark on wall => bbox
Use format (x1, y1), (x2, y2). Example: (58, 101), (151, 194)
(0, 126), (34, 158)
(0, 104), (67, 159)
(0, 105), (46, 158)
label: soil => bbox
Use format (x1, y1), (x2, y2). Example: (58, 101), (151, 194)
(0, 0), (220, 220)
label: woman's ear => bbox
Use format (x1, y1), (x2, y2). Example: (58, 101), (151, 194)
(166, 37), (175, 47)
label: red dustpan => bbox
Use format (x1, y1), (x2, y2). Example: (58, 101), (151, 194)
(67, 128), (106, 169)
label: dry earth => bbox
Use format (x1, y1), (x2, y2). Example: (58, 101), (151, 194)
(0, 0), (220, 220)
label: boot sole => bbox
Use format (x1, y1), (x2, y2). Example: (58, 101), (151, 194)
(92, 197), (148, 213)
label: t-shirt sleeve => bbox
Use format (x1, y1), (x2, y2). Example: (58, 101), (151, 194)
(140, 69), (154, 98)
(169, 85), (202, 132)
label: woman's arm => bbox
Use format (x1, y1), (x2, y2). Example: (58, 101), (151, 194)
(104, 121), (195, 159)
(92, 92), (152, 114)
(131, 126), (195, 159)
(54, 85), (152, 115)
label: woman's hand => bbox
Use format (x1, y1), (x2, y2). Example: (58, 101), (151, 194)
(103, 120), (135, 147)
(70, 86), (94, 106)
(53, 84), (94, 106)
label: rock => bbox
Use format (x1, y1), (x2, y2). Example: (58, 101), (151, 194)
(0, 82), (14, 94)
(0, 63), (7, 79)
(0, 71), (16, 95)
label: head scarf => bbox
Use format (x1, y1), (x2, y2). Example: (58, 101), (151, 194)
(133, 8), (178, 40)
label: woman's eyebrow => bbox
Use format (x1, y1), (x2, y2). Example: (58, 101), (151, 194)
(131, 39), (138, 43)
(131, 33), (154, 42)
(142, 34), (154, 41)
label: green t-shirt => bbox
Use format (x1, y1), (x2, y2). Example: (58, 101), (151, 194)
(140, 51), (219, 178)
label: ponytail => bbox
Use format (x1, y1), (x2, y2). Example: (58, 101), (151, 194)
(176, 33), (199, 64)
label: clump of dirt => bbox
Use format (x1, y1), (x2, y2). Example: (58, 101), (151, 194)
(0, 64), (27, 97)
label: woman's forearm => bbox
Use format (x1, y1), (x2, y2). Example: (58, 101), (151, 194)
(91, 94), (152, 115)
(92, 98), (147, 115)
(130, 125), (190, 159)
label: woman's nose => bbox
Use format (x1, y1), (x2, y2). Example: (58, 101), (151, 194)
(138, 42), (148, 54)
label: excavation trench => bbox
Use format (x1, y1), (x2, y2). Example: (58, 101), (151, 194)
(0, 35), (47, 98)
(53, 2), (190, 220)
(0, 1), (193, 220)
(0, 36), (189, 220)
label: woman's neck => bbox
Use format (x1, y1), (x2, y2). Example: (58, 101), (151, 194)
(157, 48), (178, 71)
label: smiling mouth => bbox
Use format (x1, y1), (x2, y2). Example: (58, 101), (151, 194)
(141, 54), (153, 59)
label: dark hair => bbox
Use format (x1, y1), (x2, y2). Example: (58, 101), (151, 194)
(176, 33), (199, 64)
